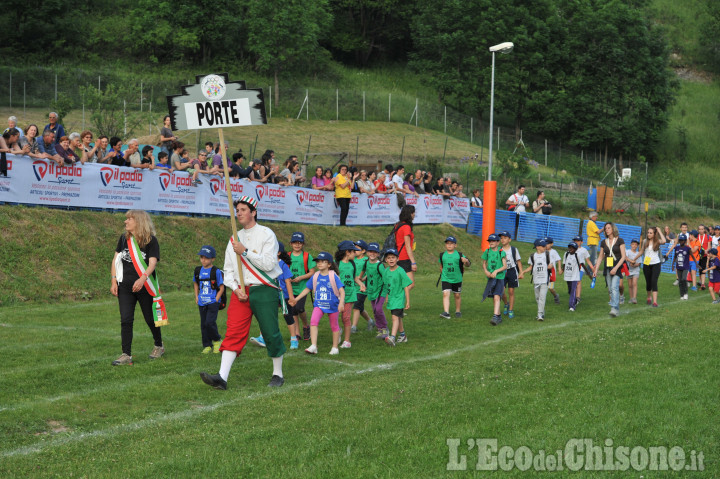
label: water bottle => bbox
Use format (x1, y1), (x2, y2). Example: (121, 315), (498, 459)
(591, 276), (596, 289)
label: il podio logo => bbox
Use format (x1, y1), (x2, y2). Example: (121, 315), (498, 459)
(367, 195), (391, 209)
(296, 190), (325, 206)
(424, 196), (443, 209)
(255, 184), (285, 202)
(99, 167), (143, 187)
(209, 178), (243, 196)
(158, 172), (172, 191)
(33, 161), (82, 182)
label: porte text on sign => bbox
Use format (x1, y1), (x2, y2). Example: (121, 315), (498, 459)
(183, 98), (251, 129)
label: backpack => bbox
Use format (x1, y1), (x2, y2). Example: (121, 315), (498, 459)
(382, 222), (407, 259)
(530, 251), (552, 283)
(297, 251), (310, 274)
(194, 266), (227, 310)
(311, 271), (341, 298)
(504, 246), (519, 274)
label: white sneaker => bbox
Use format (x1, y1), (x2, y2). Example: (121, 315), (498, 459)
(329, 348), (339, 355)
(569, 307), (575, 312)
(340, 341), (352, 349)
(673, 280), (679, 286)
(682, 294), (688, 300)
(304, 344), (318, 355)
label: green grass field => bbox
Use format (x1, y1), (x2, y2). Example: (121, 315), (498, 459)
(1, 248), (718, 477)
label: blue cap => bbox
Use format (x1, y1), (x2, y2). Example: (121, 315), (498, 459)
(709, 248), (718, 255)
(498, 231), (511, 238)
(487, 234), (500, 242)
(678, 233), (687, 241)
(197, 245), (216, 258)
(277, 241), (285, 253)
(384, 248), (399, 257)
(567, 242), (578, 249)
(354, 240), (368, 250)
(544, 237), (554, 244)
(366, 242), (380, 253)
(714, 225), (720, 230)
(316, 251), (333, 262)
(445, 236), (457, 243)
(338, 240), (361, 251)
(690, 230), (699, 237)
(534, 239), (547, 247)
(630, 238), (639, 244)
(291, 232), (305, 243)
(573, 235), (583, 242)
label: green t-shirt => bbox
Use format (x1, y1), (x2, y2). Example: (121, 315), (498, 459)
(354, 256), (369, 290)
(365, 260), (387, 300)
(384, 266), (413, 310)
(290, 252), (315, 295)
(481, 248), (507, 279)
(338, 260), (358, 303)
(440, 250), (466, 284)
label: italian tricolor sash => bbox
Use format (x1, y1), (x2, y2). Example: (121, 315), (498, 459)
(128, 236), (169, 326)
(231, 237), (288, 314)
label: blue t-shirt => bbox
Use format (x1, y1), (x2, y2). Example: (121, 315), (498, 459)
(277, 261), (293, 299)
(709, 258), (720, 283)
(194, 266), (224, 306)
(306, 272), (344, 313)
(674, 245), (691, 271)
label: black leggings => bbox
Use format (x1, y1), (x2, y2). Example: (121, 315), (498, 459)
(337, 197), (350, 226)
(643, 263), (661, 292)
(118, 280), (163, 355)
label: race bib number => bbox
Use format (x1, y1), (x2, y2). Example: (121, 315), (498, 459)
(643, 255), (651, 266)
(606, 257), (614, 267)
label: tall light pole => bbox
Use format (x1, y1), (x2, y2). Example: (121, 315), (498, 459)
(487, 41), (514, 181)
(482, 41), (513, 251)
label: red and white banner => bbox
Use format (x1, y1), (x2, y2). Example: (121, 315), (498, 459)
(0, 156), (469, 225)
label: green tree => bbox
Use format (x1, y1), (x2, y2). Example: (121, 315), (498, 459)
(700, 0), (720, 72)
(246, 0), (333, 106)
(80, 84), (154, 140)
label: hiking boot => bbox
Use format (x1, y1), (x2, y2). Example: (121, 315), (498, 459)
(212, 340), (221, 354)
(112, 353), (133, 366)
(385, 335), (396, 347)
(490, 315), (502, 326)
(366, 319), (375, 331)
(439, 311), (451, 319)
(201, 346), (212, 354)
(396, 334), (408, 343)
(200, 372), (227, 390)
(268, 375), (284, 387)
(250, 336), (266, 348)
(303, 326), (310, 341)
(455, 311), (462, 318)
(149, 345), (165, 359)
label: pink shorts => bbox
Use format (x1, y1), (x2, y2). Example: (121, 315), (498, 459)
(310, 307), (340, 332)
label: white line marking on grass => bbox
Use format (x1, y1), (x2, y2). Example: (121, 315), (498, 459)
(0, 295), (700, 458)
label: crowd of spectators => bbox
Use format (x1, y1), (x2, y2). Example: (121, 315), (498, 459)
(2, 114), (470, 196)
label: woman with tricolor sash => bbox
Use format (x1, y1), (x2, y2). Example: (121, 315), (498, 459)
(110, 210), (166, 366)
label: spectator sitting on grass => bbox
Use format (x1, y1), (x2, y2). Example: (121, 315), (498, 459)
(18, 124), (41, 158)
(36, 130), (63, 165)
(43, 112), (65, 144)
(0, 128), (25, 155)
(5, 116), (24, 137)
(55, 136), (80, 165)
(136, 146), (155, 170)
(124, 139), (142, 167)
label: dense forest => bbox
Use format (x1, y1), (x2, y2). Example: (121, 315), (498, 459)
(2, 0), (719, 162)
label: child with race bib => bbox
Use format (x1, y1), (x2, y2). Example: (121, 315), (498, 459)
(483, 234), (507, 326)
(625, 239), (642, 304)
(351, 240), (374, 333)
(523, 239), (553, 321)
(560, 242), (582, 312)
(335, 241), (365, 349)
(288, 232), (316, 341)
(193, 245), (224, 354)
(364, 242), (390, 339)
(383, 248), (413, 346)
(438, 236), (471, 319)
(290, 252), (345, 355)
(703, 248), (720, 303)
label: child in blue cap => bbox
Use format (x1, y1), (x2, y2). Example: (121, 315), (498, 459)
(193, 245), (224, 354)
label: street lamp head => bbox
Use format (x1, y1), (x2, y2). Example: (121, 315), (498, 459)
(489, 42), (514, 53)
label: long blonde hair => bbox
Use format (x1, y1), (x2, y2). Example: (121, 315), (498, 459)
(646, 226), (661, 251)
(125, 210), (156, 247)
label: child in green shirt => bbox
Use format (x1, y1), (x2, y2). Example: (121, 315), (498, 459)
(439, 236), (471, 319)
(289, 232), (316, 342)
(383, 248), (413, 347)
(482, 234), (507, 326)
(335, 240), (364, 349)
(365, 242), (389, 339)
(351, 239), (374, 333)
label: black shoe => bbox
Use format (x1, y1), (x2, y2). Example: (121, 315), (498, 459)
(303, 326), (310, 341)
(200, 372), (227, 390)
(490, 315), (502, 326)
(269, 375), (285, 387)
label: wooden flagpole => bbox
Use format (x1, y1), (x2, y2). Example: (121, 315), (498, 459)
(218, 128), (245, 289)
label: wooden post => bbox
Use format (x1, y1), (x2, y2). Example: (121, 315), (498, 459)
(218, 128), (245, 289)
